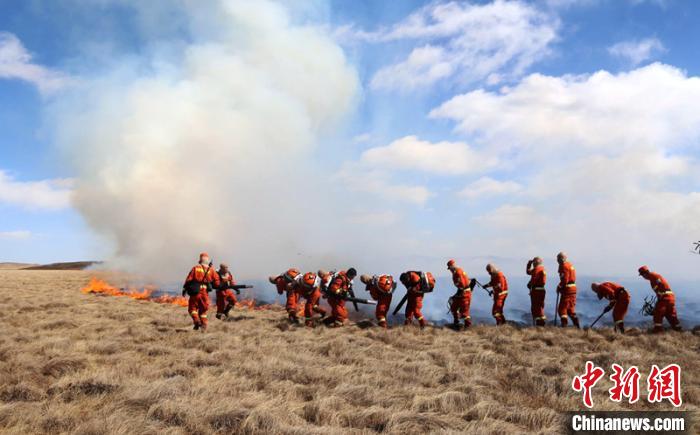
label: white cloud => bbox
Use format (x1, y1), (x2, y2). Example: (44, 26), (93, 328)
(0, 32), (71, 93)
(0, 230), (32, 240)
(345, 211), (400, 226)
(474, 204), (550, 230)
(361, 135), (496, 175)
(608, 37), (665, 66)
(363, 0), (558, 91)
(431, 62), (700, 277)
(458, 177), (522, 199)
(431, 63), (700, 153)
(0, 170), (73, 210)
(336, 166), (431, 205)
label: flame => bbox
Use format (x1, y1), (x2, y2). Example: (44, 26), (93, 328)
(81, 277), (285, 311)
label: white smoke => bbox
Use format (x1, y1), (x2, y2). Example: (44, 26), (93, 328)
(49, 0), (360, 281)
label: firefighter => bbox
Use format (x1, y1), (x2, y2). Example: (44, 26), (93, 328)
(638, 266), (682, 332)
(483, 263), (508, 325)
(294, 272), (327, 327)
(591, 282), (630, 333)
(399, 271), (435, 328)
(361, 274), (395, 328)
(215, 263), (237, 320)
(182, 252), (220, 331)
(447, 260), (472, 330)
(326, 268), (357, 327)
(556, 252), (579, 328)
(268, 268), (301, 323)
(526, 257), (547, 326)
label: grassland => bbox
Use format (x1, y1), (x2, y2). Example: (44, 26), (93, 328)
(0, 270), (697, 434)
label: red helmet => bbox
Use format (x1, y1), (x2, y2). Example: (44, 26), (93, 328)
(447, 259), (456, 268)
(377, 275), (394, 292)
(302, 272), (317, 288)
(638, 266), (650, 276)
(284, 268), (300, 282)
(199, 252), (209, 259)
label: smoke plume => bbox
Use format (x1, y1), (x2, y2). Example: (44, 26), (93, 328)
(50, 0), (360, 281)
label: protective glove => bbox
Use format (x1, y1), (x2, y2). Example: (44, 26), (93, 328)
(181, 287), (186, 297)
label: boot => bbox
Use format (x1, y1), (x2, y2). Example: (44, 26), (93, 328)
(193, 323), (200, 330)
(617, 322), (625, 333)
(464, 318), (472, 329)
(418, 317), (426, 329)
(215, 313), (223, 320)
(560, 316), (568, 327)
(223, 304), (233, 317)
(571, 315), (580, 329)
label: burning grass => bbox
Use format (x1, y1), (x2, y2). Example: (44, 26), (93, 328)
(0, 270), (697, 434)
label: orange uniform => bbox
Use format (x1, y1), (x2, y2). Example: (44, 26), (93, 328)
(294, 272), (327, 327)
(557, 261), (579, 328)
(365, 275), (395, 328)
(215, 270), (237, 318)
(594, 282), (630, 330)
(487, 271), (509, 325)
(327, 271), (352, 327)
(643, 271), (680, 332)
(402, 271), (435, 327)
(448, 267), (472, 328)
(527, 263), (547, 326)
(272, 268), (301, 322)
(183, 263), (220, 330)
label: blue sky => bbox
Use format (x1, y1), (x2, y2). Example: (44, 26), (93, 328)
(1, 0), (699, 285)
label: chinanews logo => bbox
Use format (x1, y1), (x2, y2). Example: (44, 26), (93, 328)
(572, 361), (682, 408)
(568, 361), (690, 434)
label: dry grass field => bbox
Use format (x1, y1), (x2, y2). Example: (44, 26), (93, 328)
(0, 270), (697, 434)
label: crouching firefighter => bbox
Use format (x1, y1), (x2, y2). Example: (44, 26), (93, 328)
(397, 271), (435, 328)
(591, 282), (630, 333)
(324, 268), (357, 327)
(483, 263), (508, 325)
(638, 266), (681, 333)
(215, 263), (237, 320)
(361, 274), (396, 328)
(447, 259), (474, 330)
(294, 272), (327, 327)
(182, 252), (220, 331)
(269, 268), (301, 323)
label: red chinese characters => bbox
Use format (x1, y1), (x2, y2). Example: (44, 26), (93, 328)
(572, 361), (606, 408)
(573, 362), (682, 408)
(609, 364), (640, 404)
(647, 364), (682, 407)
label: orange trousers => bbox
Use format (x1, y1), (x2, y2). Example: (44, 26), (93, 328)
(653, 294), (679, 331)
(492, 294), (507, 325)
(530, 290), (546, 326)
(216, 289), (237, 315)
(612, 291), (630, 328)
(328, 296), (348, 327)
(405, 294), (425, 326)
(449, 291), (472, 326)
(375, 294), (392, 327)
(188, 289), (210, 328)
(302, 289), (326, 327)
(285, 289), (299, 321)
(557, 290), (579, 327)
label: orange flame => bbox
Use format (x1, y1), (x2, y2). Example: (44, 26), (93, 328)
(81, 277), (285, 311)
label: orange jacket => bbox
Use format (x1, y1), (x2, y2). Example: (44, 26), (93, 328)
(646, 272), (672, 297)
(403, 271), (435, 294)
(558, 261), (576, 291)
(596, 282), (626, 301)
(329, 271), (352, 297)
(489, 271), (508, 298)
(366, 275), (394, 300)
(527, 265), (546, 290)
(185, 264), (220, 289)
(218, 270), (235, 288)
(451, 267), (470, 290)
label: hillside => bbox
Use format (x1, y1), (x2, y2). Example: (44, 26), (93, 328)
(23, 261), (101, 271)
(0, 270), (696, 434)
